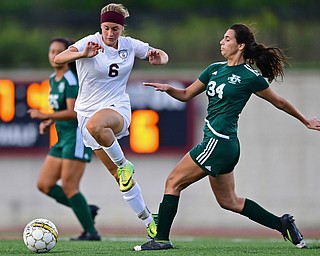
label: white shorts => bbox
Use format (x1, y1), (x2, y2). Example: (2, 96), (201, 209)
(77, 104), (131, 150)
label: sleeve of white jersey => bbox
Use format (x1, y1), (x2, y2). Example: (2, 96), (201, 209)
(129, 37), (150, 60)
(72, 34), (97, 52)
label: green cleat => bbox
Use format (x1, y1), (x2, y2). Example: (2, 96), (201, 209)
(70, 231), (101, 241)
(147, 218), (157, 239)
(116, 161), (134, 192)
(133, 239), (173, 251)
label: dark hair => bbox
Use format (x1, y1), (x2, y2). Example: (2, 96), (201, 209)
(230, 24), (287, 83)
(49, 37), (77, 74)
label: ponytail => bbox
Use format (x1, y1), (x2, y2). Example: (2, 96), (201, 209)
(230, 24), (288, 83)
(246, 43), (287, 83)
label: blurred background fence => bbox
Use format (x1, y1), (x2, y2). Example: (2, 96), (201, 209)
(0, 0), (319, 69)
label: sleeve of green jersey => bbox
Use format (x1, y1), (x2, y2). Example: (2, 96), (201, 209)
(248, 75), (269, 93)
(198, 64), (213, 84)
(65, 82), (79, 99)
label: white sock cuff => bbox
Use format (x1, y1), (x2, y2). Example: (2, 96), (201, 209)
(102, 139), (125, 166)
(122, 182), (141, 201)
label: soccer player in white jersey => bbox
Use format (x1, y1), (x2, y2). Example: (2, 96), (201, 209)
(54, 3), (169, 238)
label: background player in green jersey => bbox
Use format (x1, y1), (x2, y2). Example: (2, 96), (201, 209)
(28, 38), (100, 241)
(134, 24), (320, 251)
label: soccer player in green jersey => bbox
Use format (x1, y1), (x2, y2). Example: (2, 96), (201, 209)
(28, 38), (100, 241)
(134, 24), (320, 251)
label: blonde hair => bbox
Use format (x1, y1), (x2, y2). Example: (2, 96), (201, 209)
(101, 3), (129, 18)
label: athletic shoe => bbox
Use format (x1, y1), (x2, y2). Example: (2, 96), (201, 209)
(89, 205), (99, 223)
(147, 218), (157, 239)
(117, 161), (134, 192)
(70, 231), (101, 241)
(133, 239), (173, 251)
(280, 214), (307, 248)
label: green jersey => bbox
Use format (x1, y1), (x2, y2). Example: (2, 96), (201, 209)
(190, 62), (269, 175)
(198, 62), (269, 140)
(48, 70), (92, 162)
(49, 70), (78, 129)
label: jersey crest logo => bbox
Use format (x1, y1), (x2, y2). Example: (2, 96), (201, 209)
(212, 71), (218, 75)
(118, 49), (129, 60)
(58, 82), (65, 93)
(228, 74), (241, 84)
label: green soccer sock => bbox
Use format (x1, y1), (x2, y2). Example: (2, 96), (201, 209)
(47, 184), (71, 207)
(69, 192), (96, 234)
(155, 194), (179, 241)
(241, 198), (282, 232)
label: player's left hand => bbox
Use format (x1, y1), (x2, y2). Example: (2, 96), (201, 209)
(143, 82), (170, 92)
(39, 120), (52, 135)
(148, 49), (162, 65)
(28, 109), (47, 120)
(306, 117), (320, 131)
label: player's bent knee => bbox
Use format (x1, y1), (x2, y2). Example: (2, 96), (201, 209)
(37, 181), (50, 195)
(217, 199), (243, 213)
(86, 119), (99, 136)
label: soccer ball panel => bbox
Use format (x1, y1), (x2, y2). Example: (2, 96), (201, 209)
(22, 218), (58, 253)
(26, 236), (36, 246)
(43, 232), (53, 243)
(32, 229), (44, 240)
(35, 240), (46, 250)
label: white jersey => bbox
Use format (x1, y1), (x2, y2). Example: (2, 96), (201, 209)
(73, 32), (149, 117)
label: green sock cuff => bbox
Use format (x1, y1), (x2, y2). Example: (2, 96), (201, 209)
(241, 198), (282, 232)
(47, 184), (62, 197)
(241, 198), (253, 216)
(69, 192), (82, 201)
(163, 194), (179, 204)
(47, 184), (70, 207)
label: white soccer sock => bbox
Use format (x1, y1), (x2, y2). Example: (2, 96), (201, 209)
(103, 140), (126, 167)
(122, 183), (152, 227)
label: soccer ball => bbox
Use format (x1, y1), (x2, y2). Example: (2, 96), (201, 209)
(22, 218), (58, 253)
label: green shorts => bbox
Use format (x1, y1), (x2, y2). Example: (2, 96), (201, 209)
(49, 125), (92, 162)
(190, 134), (240, 177)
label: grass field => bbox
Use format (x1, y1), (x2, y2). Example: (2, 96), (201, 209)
(1, 235), (320, 256)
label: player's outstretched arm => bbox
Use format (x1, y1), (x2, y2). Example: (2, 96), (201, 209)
(144, 79), (206, 102)
(256, 87), (320, 131)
